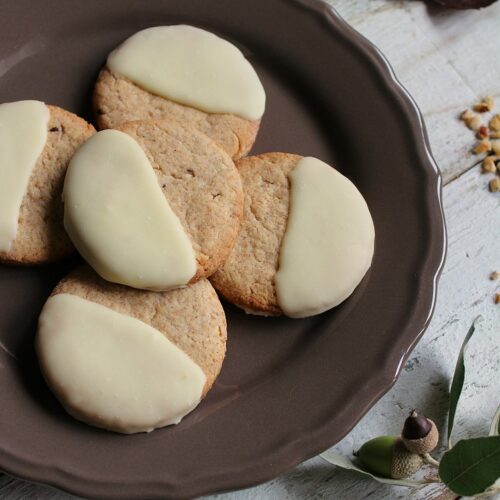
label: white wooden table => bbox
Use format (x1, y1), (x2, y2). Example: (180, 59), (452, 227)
(1, 1), (499, 498)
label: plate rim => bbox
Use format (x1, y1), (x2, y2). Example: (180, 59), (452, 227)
(0, 0), (447, 498)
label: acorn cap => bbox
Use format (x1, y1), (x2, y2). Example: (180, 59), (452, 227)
(391, 439), (424, 479)
(402, 419), (439, 454)
(357, 436), (423, 479)
(402, 410), (439, 454)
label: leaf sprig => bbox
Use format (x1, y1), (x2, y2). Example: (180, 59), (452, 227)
(321, 318), (500, 497)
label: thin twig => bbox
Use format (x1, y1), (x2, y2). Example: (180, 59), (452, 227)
(422, 453), (440, 468)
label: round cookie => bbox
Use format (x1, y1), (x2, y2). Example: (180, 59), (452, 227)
(63, 120), (244, 289)
(92, 24), (265, 161)
(211, 153), (298, 315)
(0, 105), (95, 265)
(36, 265), (226, 433)
(93, 68), (260, 160)
(210, 153), (375, 317)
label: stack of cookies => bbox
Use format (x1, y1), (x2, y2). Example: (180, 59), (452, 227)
(0, 25), (375, 434)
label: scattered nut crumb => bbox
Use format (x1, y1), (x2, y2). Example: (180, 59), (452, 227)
(459, 100), (500, 195)
(461, 110), (482, 131)
(473, 139), (492, 154)
(489, 177), (500, 192)
(482, 156), (498, 173)
(491, 140), (500, 155)
(495, 293), (500, 305)
(474, 96), (495, 112)
(490, 271), (500, 281)
(469, 116), (482, 131)
(490, 114), (500, 131)
(461, 109), (475, 121)
(477, 126), (490, 139)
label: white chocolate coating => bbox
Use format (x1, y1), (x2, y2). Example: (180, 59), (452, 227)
(275, 157), (375, 318)
(107, 25), (265, 121)
(0, 100), (49, 251)
(36, 293), (206, 434)
(63, 129), (196, 291)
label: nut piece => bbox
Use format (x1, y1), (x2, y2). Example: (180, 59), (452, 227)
(477, 126), (490, 139)
(482, 156), (498, 173)
(490, 131), (500, 139)
(492, 140), (500, 156)
(489, 178), (500, 192)
(461, 110), (482, 131)
(473, 139), (492, 154)
(357, 435), (423, 479)
(490, 271), (500, 281)
(474, 96), (495, 113)
(490, 115), (500, 132)
(495, 293), (500, 305)
(391, 439), (424, 479)
(402, 410), (439, 454)
(461, 109), (475, 121)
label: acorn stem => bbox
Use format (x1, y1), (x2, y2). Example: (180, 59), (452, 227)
(421, 477), (441, 484)
(422, 453), (440, 467)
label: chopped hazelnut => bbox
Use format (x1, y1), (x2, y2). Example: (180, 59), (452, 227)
(474, 96), (495, 112)
(490, 271), (500, 281)
(482, 156), (498, 173)
(492, 140), (500, 156)
(490, 114), (500, 132)
(495, 293), (500, 305)
(489, 177), (500, 192)
(461, 110), (482, 131)
(461, 109), (475, 121)
(473, 139), (492, 154)
(477, 126), (490, 139)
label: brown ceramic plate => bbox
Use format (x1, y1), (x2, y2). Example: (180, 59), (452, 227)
(0, 0), (446, 498)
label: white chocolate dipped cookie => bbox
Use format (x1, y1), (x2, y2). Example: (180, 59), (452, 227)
(63, 120), (244, 291)
(0, 100), (95, 264)
(93, 25), (265, 160)
(36, 265), (226, 434)
(210, 153), (375, 318)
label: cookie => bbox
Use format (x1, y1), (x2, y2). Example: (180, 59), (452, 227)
(63, 120), (244, 291)
(0, 102), (95, 265)
(211, 153), (375, 318)
(36, 265), (226, 434)
(93, 25), (265, 160)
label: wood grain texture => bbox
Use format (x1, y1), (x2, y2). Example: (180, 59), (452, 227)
(1, 1), (500, 498)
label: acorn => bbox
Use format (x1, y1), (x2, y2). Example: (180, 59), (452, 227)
(401, 410), (439, 454)
(357, 436), (423, 479)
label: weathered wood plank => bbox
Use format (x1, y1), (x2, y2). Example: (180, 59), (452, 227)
(335, 0), (500, 185)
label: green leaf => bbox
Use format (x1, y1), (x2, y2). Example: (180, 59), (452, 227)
(439, 436), (500, 496)
(320, 450), (429, 488)
(447, 318), (480, 447)
(490, 404), (500, 436)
